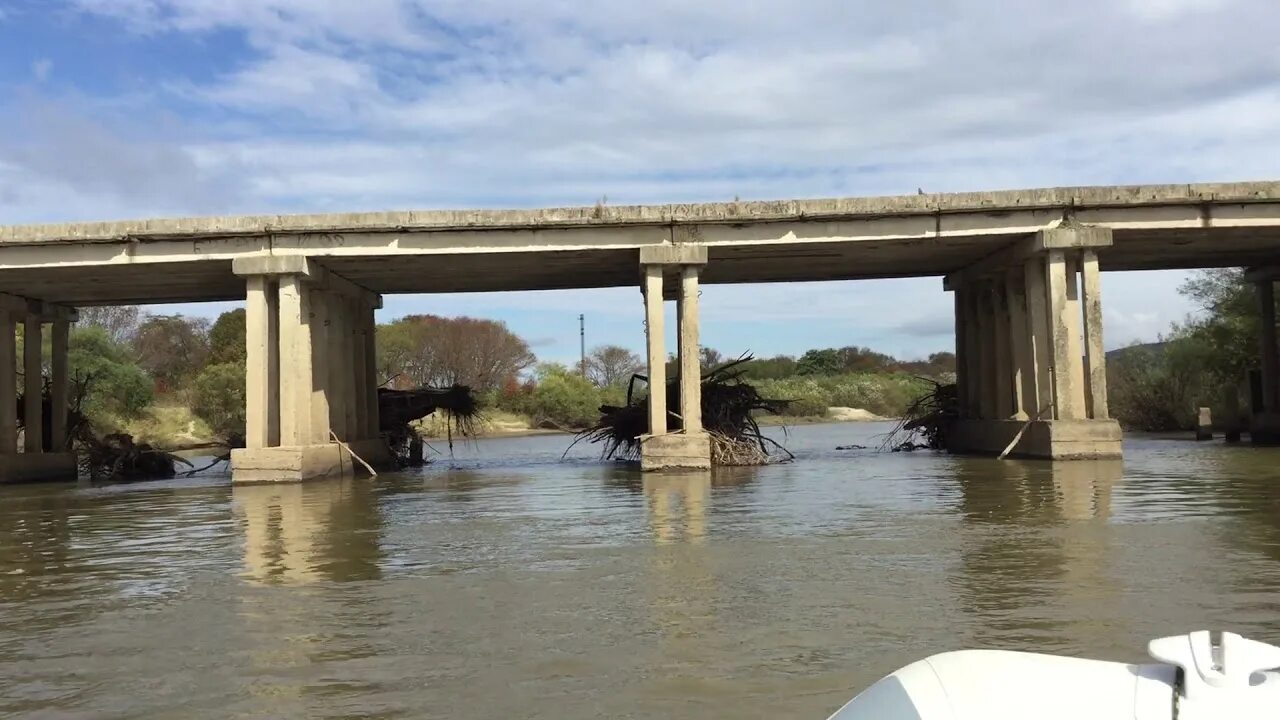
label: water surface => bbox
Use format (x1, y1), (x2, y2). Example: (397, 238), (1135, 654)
(2, 423), (1279, 718)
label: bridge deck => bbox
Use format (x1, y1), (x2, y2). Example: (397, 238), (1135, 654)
(2, 181), (1278, 305)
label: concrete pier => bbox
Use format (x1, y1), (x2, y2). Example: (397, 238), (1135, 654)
(946, 226), (1122, 460)
(230, 257), (392, 483)
(1249, 273), (1280, 444)
(0, 295), (77, 483)
(638, 245), (711, 471)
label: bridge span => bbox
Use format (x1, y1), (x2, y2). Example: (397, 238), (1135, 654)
(1, 181), (1278, 482)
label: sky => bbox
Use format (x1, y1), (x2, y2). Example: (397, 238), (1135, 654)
(1, 0), (1278, 365)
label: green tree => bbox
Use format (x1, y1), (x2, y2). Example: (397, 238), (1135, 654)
(207, 308), (246, 364)
(67, 327), (153, 423)
(518, 363), (601, 429)
(1176, 268), (1264, 385)
(797, 348), (841, 375)
(375, 314), (534, 392)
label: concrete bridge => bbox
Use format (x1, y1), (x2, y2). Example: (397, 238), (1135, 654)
(2, 181), (1279, 483)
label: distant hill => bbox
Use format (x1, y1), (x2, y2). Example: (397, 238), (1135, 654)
(1106, 341), (1169, 361)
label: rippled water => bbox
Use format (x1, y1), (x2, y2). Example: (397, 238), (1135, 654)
(2, 423), (1279, 718)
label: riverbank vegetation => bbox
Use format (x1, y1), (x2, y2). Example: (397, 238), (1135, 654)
(1108, 269), (1270, 432)
(41, 306), (954, 459)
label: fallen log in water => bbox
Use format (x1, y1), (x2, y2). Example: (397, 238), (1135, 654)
(572, 357), (794, 466)
(378, 384), (480, 466)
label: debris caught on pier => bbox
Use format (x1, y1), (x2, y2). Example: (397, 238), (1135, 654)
(572, 356), (794, 466)
(879, 380), (957, 452)
(378, 384), (480, 466)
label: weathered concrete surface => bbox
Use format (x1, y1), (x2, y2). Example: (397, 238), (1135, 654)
(3, 181), (1279, 305)
(640, 432), (712, 472)
(230, 439), (392, 484)
(948, 419), (1123, 460)
(0, 453), (77, 484)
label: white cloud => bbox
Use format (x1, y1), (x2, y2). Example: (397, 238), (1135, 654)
(31, 58), (52, 82)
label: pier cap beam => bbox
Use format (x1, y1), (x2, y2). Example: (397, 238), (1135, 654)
(944, 224), (1113, 290)
(232, 256), (383, 308)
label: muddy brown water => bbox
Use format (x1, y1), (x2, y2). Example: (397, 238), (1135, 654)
(2, 422), (1279, 719)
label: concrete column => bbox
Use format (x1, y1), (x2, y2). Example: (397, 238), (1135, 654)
(976, 281), (998, 419)
(22, 314), (42, 453)
(678, 266), (703, 433)
(350, 298), (368, 440)
(245, 276), (280, 449)
(990, 281), (1014, 418)
(363, 302), (380, 438)
(1080, 250), (1108, 420)
(1259, 280), (1279, 413)
(1006, 270), (1033, 420)
(326, 292), (350, 440)
(1064, 257), (1088, 416)
(1023, 257), (1052, 417)
(309, 288), (332, 444)
(278, 275), (313, 446)
(1046, 251), (1085, 420)
(953, 288), (969, 417)
(0, 311), (15, 454)
(49, 318), (69, 450)
(963, 286), (983, 418)
(643, 265), (667, 436)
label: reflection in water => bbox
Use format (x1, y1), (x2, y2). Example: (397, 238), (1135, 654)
(643, 473), (711, 544)
(951, 459), (1124, 652)
(234, 479), (384, 584)
(5, 425), (1280, 719)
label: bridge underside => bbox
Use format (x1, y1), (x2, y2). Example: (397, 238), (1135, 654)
(2, 224), (1278, 307)
(1, 182), (1278, 481)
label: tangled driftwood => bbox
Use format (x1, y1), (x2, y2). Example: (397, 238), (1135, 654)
(572, 356), (793, 466)
(378, 384), (479, 466)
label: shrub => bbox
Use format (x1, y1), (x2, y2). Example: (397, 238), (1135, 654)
(188, 362), (246, 439)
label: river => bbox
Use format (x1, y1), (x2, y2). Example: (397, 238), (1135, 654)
(2, 422), (1279, 718)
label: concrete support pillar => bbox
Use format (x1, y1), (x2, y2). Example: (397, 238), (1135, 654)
(22, 314), (42, 453)
(990, 281), (1014, 418)
(277, 274), (314, 447)
(1006, 270), (1033, 420)
(976, 281), (998, 419)
(643, 264), (667, 436)
(678, 266), (703, 434)
(962, 286), (983, 418)
(245, 276), (280, 449)
(362, 302), (380, 439)
(49, 318), (69, 450)
(308, 287), (332, 444)
(232, 257), (390, 483)
(1081, 250), (1108, 420)
(637, 245), (710, 471)
(1259, 280), (1279, 414)
(943, 224), (1119, 460)
(954, 288), (969, 417)
(325, 292), (352, 441)
(1046, 251), (1086, 420)
(0, 311), (15, 455)
(1023, 257), (1053, 418)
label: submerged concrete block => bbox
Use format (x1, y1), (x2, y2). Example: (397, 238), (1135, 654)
(231, 439), (393, 484)
(947, 419), (1123, 460)
(1195, 407), (1213, 441)
(640, 432), (712, 472)
(0, 452), (78, 484)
